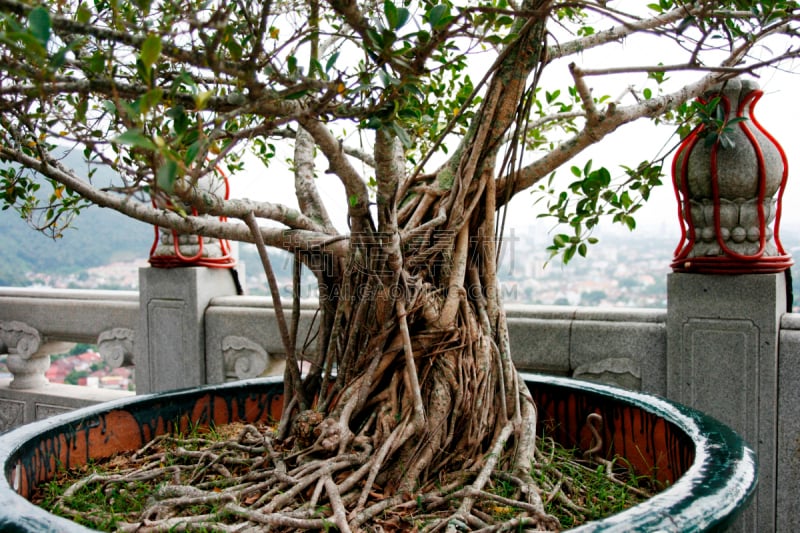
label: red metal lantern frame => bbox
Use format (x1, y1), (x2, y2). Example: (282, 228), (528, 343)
(148, 166), (237, 269)
(671, 88), (793, 274)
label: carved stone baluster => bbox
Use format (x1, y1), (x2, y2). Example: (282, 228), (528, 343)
(222, 336), (269, 382)
(0, 321), (45, 389)
(97, 328), (135, 369)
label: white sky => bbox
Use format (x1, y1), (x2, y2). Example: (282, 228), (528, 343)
(228, 9), (800, 245)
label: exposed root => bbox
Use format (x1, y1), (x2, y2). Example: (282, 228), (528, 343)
(36, 408), (658, 533)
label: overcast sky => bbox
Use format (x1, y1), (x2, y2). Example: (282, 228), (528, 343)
(230, 28), (800, 246)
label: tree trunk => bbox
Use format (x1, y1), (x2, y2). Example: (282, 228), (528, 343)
(276, 9), (555, 527)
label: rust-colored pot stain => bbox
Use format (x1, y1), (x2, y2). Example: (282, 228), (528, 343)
(0, 374), (756, 532)
(9, 383), (284, 501)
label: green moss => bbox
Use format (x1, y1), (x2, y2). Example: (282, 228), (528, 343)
(437, 167), (455, 190)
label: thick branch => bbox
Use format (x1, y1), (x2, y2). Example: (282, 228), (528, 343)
(374, 128), (403, 234)
(498, 69), (737, 200)
(0, 144), (349, 258)
(294, 126), (336, 232)
(547, 3), (694, 62)
(297, 117), (371, 223)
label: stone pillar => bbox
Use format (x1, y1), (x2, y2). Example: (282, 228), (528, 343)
(777, 313), (800, 532)
(136, 267), (239, 393)
(667, 272), (786, 532)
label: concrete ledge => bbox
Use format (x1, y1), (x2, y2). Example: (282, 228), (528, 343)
(0, 288), (138, 343)
(505, 307), (667, 394)
(0, 378), (133, 433)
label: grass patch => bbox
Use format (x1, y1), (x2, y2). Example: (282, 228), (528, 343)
(531, 435), (660, 529)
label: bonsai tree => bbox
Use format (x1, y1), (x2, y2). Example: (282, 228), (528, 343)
(0, 0), (797, 529)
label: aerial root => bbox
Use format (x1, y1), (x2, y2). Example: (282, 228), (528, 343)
(42, 408), (657, 533)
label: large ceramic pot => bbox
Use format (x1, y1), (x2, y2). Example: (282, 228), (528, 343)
(0, 374), (756, 532)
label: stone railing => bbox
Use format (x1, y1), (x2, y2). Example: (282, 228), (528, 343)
(0, 284), (671, 427)
(0, 267), (798, 532)
(0, 288), (139, 428)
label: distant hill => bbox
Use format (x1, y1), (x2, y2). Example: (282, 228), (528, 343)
(0, 147), (155, 286)
(0, 205), (153, 286)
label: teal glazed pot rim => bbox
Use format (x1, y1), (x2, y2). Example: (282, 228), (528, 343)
(0, 373), (757, 532)
(537, 374), (758, 532)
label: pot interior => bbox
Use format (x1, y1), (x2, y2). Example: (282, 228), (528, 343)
(7, 376), (691, 500)
(529, 379), (693, 487)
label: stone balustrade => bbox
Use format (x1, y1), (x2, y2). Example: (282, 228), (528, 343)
(0, 288), (139, 428)
(0, 268), (798, 531)
(0, 283), (674, 427)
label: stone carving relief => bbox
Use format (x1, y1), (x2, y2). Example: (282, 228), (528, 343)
(222, 336), (269, 381)
(35, 403), (71, 421)
(0, 399), (24, 432)
(97, 328), (136, 369)
(0, 321), (41, 358)
(0, 321), (48, 389)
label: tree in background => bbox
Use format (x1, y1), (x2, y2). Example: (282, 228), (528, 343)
(0, 0), (797, 530)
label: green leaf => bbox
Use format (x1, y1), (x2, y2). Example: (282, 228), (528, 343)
(394, 7), (410, 29)
(28, 7), (51, 46)
(87, 51), (105, 73)
(156, 160), (178, 193)
(194, 90), (213, 109)
(364, 116), (383, 129)
(676, 16), (695, 35)
(139, 88), (163, 113)
(564, 244), (577, 263)
(184, 140), (203, 165)
(384, 1), (410, 30)
(427, 4), (450, 29)
(384, 1), (397, 27)
(284, 88), (309, 100)
(140, 34), (162, 70)
(225, 39), (243, 61)
(76, 3), (92, 24)
(325, 51), (340, 73)
(113, 129), (156, 150)
(391, 122), (412, 148)
(167, 105), (189, 135)
(50, 47), (68, 69)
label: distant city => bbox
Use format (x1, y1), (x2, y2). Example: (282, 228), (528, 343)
(20, 223), (800, 311)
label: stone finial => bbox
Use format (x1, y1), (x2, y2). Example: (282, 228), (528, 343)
(148, 171), (236, 268)
(97, 328), (136, 369)
(672, 77), (792, 274)
(222, 336), (269, 381)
